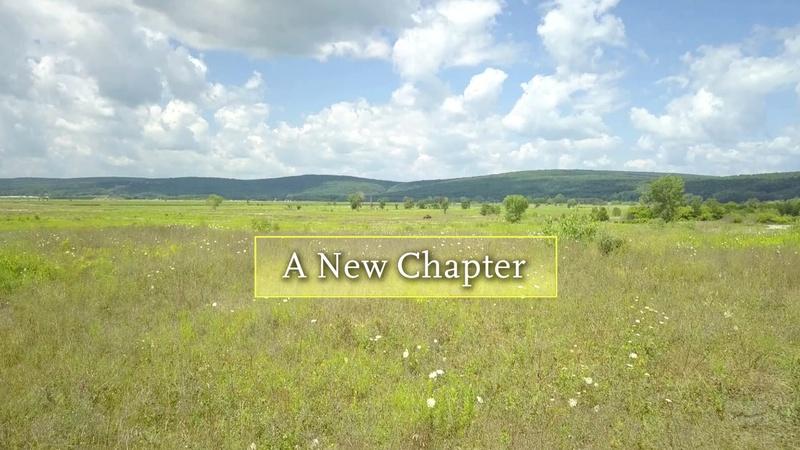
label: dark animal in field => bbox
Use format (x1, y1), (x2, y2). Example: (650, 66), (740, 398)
(422, 214), (432, 219)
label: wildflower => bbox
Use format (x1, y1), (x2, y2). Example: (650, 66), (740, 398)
(629, 352), (638, 359)
(249, 443), (257, 450)
(723, 311), (733, 319)
(429, 369), (445, 379)
(583, 377), (593, 385)
(402, 349), (409, 359)
(310, 319), (317, 324)
(568, 398), (578, 407)
(476, 396), (484, 404)
(664, 398), (673, 403)
(212, 302), (218, 307)
(427, 398), (436, 408)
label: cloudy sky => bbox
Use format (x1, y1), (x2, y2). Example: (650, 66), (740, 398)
(1, 0), (800, 180)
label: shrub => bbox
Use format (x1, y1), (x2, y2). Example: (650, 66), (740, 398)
(460, 198), (471, 209)
(590, 206), (609, 222)
(480, 203), (501, 216)
(437, 197), (450, 214)
(611, 206), (622, 217)
(502, 195), (529, 223)
(251, 218), (279, 232)
(348, 192), (364, 210)
(403, 197), (415, 209)
(624, 205), (653, 222)
(206, 194), (224, 210)
(543, 213), (598, 241)
(776, 199), (800, 216)
(597, 232), (625, 255)
(756, 212), (791, 224)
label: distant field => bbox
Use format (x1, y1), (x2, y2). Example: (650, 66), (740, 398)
(1, 199), (799, 448)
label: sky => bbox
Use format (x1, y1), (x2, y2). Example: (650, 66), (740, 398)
(1, 0), (800, 181)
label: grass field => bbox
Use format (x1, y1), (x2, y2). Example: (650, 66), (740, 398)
(1, 199), (799, 448)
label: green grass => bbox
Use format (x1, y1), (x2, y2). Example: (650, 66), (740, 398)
(1, 199), (799, 448)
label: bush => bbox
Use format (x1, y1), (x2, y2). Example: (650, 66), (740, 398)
(348, 192), (364, 210)
(756, 212), (791, 224)
(480, 203), (501, 216)
(403, 197), (415, 209)
(590, 206), (609, 222)
(624, 205), (653, 222)
(502, 195), (529, 223)
(776, 199), (800, 216)
(597, 232), (624, 255)
(543, 213), (598, 241)
(252, 218), (279, 232)
(611, 206), (622, 217)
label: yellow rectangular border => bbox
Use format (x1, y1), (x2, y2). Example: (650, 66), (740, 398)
(253, 235), (558, 299)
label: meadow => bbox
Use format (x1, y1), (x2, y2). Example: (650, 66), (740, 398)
(1, 199), (799, 448)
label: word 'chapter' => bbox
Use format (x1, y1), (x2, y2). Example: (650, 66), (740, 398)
(282, 250), (527, 288)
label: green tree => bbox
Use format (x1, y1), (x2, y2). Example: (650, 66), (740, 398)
(460, 197), (471, 209)
(641, 176), (685, 222)
(403, 197), (415, 209)
(379, 199), (387, 209)
(552, 193), (566, 205)
(502, 195), (529, 223)
(437, 197), (450, 214)
(206, 194), (223, 210)
(567, 198), (578, 208)
(348, 192), (365, 210)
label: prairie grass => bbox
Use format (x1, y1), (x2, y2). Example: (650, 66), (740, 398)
(0, 199), (799, 448)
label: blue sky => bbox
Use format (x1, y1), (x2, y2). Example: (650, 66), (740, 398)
(1, 0), (799, 180)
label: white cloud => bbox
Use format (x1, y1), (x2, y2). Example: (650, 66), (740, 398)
(537, 0), (625, 71)
(442, 68), (507, 115)
(630, 28), (800, 173)
(503, 0), (624, 144)
(392, 0), (516, 79)
(132, 0), (419, 58)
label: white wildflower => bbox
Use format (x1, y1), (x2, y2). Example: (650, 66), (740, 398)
(568, 398), (578, 407)
(426, 398), (436, 408)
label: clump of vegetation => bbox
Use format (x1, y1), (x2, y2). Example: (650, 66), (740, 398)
(756, 212), (792, 224)
(776, 198), (800, 216)
(460, 198), (471, 209)
(611, 206), (622, 217)
(591, 206), (609, 222)
(403, 197), (415, 209)
(437, 197), (450, 214)
(502, 195), (529, 223)
(251, 218), (279, 232)
(348, 192), (364, 210)
(479, 203), (501, 216)
(597, 232), (625, 255)
(543, 212), (598, 241)
(206, 194), (224, 210)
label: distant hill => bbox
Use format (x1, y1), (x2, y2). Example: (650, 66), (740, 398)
(1, 170), (799, 202)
